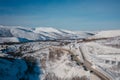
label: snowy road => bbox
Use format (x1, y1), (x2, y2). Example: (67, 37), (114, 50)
(78, 46), (112, 80)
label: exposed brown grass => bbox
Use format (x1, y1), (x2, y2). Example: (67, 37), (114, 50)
(40, 57), (47, 69)
(49, 47), (66, 61)
(43, 73), (88, 80)
(77, 38), (108, 43)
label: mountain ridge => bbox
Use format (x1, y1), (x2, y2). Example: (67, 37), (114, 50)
(1, 25), (120, 43)
(0, 25), (93, 43)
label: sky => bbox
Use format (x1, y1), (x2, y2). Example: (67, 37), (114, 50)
(0, 0), (120, 31)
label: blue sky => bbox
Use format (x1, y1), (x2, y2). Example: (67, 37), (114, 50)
(0, 0), (120, 30)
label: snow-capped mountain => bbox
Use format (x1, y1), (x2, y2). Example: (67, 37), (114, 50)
(1, 25), (120, 43)
(0, 25), (93, 43)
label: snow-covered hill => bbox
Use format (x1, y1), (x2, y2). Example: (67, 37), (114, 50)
(89, 30), (120, 39)
(0, 25), (93, 43)
(1, 25), (120, 43)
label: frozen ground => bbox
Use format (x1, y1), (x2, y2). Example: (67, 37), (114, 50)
(0, 41), (92, 80)
(0, 26), (120, 80)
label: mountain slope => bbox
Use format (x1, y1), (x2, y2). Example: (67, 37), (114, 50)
(0, 26), (93, 43)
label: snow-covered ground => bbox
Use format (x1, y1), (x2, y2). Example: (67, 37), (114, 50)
(0, 26), (120, 80)
(0, 41), (92, 80)
(80, 39), (120, 80)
